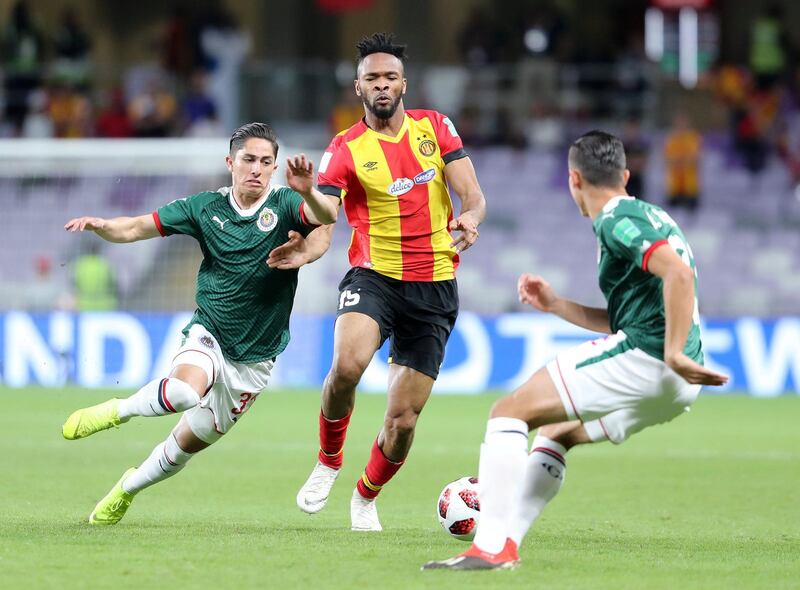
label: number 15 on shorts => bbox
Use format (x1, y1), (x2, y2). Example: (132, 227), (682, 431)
(339, 289), (360, 310)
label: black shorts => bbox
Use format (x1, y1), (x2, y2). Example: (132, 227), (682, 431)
(336, 267), (459, 380)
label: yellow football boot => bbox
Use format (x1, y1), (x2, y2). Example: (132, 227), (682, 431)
(62, 399), (123, 440)
(88, 468), (138, 525)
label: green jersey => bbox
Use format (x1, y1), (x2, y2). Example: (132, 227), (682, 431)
(154, 185), (317, 363)
(592, 196), (702, 363)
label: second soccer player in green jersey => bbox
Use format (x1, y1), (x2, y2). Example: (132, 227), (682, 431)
(61, 122), (334, 525)
(424, 130), (728, 571)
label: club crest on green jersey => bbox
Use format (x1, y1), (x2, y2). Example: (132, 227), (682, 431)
(257, 207), (278, 232)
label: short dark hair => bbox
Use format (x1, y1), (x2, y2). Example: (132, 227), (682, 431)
(568, 130), (626, 188)
(229, 122), (279, 157)
(356, 32), (407, 65)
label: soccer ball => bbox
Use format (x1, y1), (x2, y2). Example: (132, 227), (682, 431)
(436, 476), (480, 541)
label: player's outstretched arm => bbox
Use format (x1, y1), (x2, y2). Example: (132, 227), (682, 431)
(646, 245), (728, 386)
(444, 157), (486, 252)
(64, 214), (161, 243)
(267, 225), (333, 270)
(285, 154), (339, 225)
(518, 273), (611, 333)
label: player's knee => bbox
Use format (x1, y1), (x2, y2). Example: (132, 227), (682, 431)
(329, 358), (367, 390)
(171, 345), (215, 395)
(173, 419), (213, 453)
(384, 409), (419, 440)
(538, 422), (586, 450)
(170, 366), (210, 398)
(489, 395), (528, 421)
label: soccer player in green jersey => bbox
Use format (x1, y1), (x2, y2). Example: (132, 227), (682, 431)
(61, 122), (334, 524)
(424, 130), (729, 570)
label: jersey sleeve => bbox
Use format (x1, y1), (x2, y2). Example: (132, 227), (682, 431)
(598, 212), (669, 272)
(153, 194), (203, 238)
(316, 135), (353, 200)
(283, 189), (320, 237)
(429, 111), (467, 164)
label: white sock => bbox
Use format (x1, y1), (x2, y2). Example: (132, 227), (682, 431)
(473, 417), (529, 554)
(509, 435), (567, 546)
(122, 432), (195, 494)
(118, 378), (200, 420)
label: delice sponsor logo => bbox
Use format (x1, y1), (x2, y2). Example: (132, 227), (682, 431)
(387, 178), (414, 197)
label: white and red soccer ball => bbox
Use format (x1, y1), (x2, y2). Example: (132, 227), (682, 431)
(437, 476), (480, 541)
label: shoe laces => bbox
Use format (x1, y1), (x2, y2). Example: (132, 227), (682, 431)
(305, 464), (337, 494)
(106, 498), (129, 514)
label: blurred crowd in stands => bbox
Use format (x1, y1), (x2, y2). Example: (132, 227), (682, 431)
(1, 0), (799, 204)
(713, 5), (800, 192)
(449, 2), (800, 206)
(0, 1), (247, 139)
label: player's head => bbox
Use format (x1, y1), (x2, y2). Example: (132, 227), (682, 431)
(226, 122), (279, 199)
(354, 32), (407, 120)
(567, 131), (630, 216)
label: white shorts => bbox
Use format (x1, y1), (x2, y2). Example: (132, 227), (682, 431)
(546, 330), (701, 444)
(171, 324), (274, 444)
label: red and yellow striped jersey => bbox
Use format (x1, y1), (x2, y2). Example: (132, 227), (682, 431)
(317, 109), (467, 281)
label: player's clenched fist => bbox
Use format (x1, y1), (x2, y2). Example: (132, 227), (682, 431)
(517, 273), (559, 312)
(65, 217), (106, 232)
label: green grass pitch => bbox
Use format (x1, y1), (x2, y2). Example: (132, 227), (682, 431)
(0, 387), (797, 589)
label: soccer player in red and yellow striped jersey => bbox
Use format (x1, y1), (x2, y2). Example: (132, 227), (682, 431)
(294, 33), (487, 531)
(317, 102), (466, 281)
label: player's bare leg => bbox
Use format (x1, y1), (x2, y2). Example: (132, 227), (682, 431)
(380, 365), (434, 460)
(424, 367), (567, 570)
(297, 313), (381, 514)
(351, 365), (434, 531)
(322, 313), (382, 420)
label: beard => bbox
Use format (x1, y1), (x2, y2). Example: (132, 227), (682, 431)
(363, 93), (402, 120)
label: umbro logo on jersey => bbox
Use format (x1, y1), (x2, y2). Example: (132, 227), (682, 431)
(362, 161), (378, 171)
(211, 216), (229, 230)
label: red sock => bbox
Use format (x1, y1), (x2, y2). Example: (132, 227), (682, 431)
(317, 409), (351, 469)
(355, 439), (404, 500)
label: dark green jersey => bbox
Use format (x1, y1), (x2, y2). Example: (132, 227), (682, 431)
(154, 185), (316, 363)
(592, 196), (703, 363)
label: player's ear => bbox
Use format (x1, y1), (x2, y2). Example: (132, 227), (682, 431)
(568, 169), (581, 189)
(622, 169), (631, 188)
(225, 155), (234, 172)
(354, 79), (361, 96)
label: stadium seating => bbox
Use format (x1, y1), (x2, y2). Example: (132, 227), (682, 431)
(1, 141), (798, 316)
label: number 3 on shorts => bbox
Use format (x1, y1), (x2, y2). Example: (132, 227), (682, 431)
(338, 289), (360, 310)
(231, 392), (256, 416)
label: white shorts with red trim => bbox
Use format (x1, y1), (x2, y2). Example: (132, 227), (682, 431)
(172, 324), (274, 444)
(546, 330), (700, 444)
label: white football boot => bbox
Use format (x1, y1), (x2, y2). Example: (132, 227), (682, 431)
(296, 461), (340, 514)
(350, 488), (382, 532)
